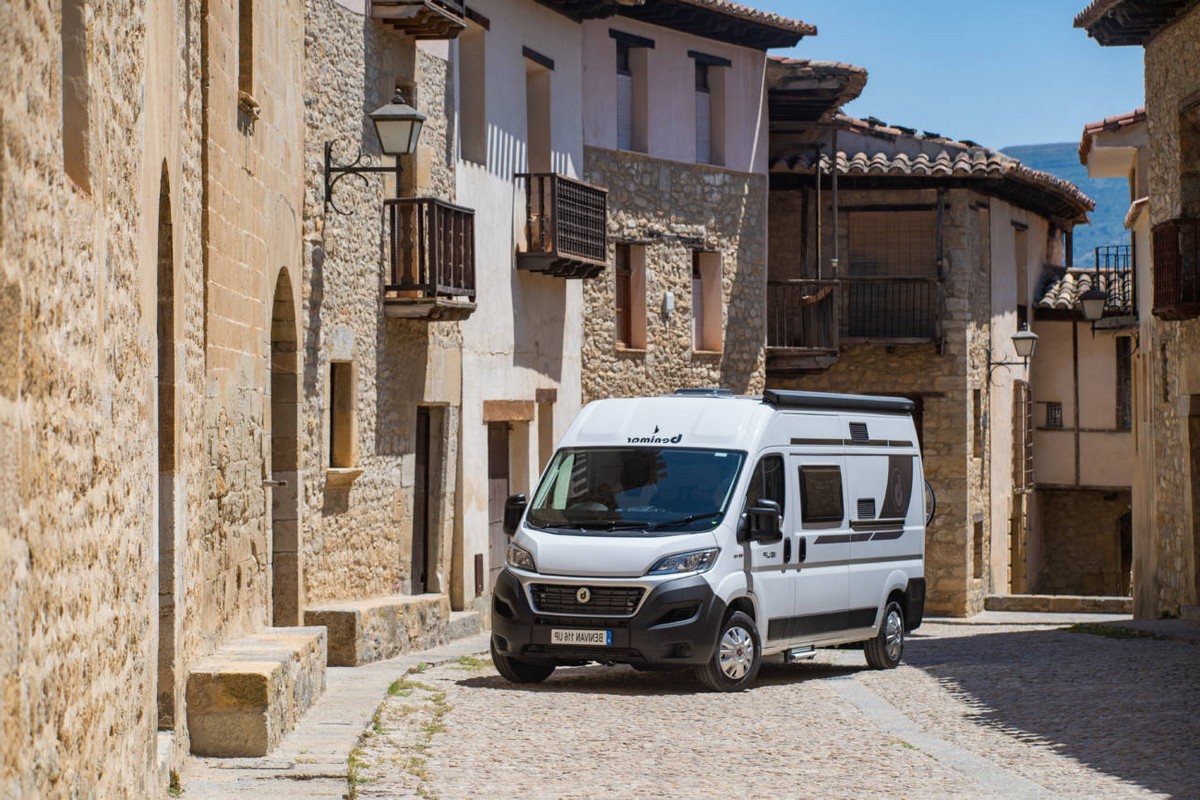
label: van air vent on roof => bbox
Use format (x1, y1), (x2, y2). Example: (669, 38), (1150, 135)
(857, 498), (876, 520)
(849, 422), (869, 442)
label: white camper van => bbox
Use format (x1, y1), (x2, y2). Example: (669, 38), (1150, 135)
(491, 389), (929, 692)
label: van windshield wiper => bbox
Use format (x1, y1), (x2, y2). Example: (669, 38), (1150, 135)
(648, 511), (723, 531)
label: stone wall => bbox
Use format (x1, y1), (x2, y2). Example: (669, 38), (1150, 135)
(1137, 5), (1200, 617)
(300, 1), (461, 605)
(0, 2), (160, 795)
(1035, 489), (1132, 596)
(581, 147), (767, 401)
(767, 187), (993, 616)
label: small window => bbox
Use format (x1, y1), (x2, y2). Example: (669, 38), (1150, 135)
(329, 362), (356, 468)
(692, 251), (722, 352)
(745, 455), (785, 515)
(1116, 337), (1132, 431)
(1046, 402), (1063, 429)
(62, 0), (91, 191)
(616, 42), (631, 76)
(238, 0), (253, 97)
(694, 61), (709, 92)
(799, 466), (844, 524)
(459, 25), (487, 165)
(614, 244), (646, 349)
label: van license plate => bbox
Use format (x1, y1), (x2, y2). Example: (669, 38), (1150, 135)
(551, 629), (612, 646)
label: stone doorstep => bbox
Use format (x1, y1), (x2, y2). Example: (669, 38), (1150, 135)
(1182, 605), (1200, 624)
(303, 593), (452, 667)
(186, 627), (328, 758)
(448, 609), (484, 641)
(984, 594), (1133, 614)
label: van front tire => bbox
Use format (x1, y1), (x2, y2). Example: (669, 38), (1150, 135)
(696, 611), (761, 692)
(490, 639), (556, 684)
(864, 600), (905, 669)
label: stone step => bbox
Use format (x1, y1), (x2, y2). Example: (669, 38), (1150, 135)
(304, 593), (451, 667)
(185, 626), (327, 758)
(985, 594), (1133, 614)
(448, 609), (484, 641)
(1181, 605), (1200, 624)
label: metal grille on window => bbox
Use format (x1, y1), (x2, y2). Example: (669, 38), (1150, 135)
(1046, 401), (1063, 430)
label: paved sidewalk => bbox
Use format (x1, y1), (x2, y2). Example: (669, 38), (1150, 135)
(179, 632), (491, 799)
(927, 610), (1132, 626)
(1106, 617), (1200, 645)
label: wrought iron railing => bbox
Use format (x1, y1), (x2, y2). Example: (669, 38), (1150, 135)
(1092, 244), (1135, 312)
(516, 173), (608, 277)
(840, 277), (939, 340)
(1153, 218), (1200, 319)
(766, 280), (838, 350)
(385, 198), (475, 298)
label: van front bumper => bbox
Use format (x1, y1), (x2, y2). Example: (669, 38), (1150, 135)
(490, 568), (726, 667)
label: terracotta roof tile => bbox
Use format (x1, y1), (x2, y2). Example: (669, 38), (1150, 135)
(1035, 267), (1133, 314)
(770, 116), (1094, 222)
(1079, 107), (1146, 163)
(677, 0), (815, 36)
(1124, 196), (1149, 229)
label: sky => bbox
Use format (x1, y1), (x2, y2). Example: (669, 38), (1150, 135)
(753, 0), (1145, 148)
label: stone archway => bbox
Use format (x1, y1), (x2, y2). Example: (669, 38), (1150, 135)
(270, 269), (302, 625)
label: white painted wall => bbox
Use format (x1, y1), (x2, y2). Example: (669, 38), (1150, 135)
(580, 18), (769, 174)
(453, 0), (585, 609)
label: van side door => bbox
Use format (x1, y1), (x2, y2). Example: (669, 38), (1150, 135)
(846, 451), (922, 618)
(740, 453), (793, 642)
(786, 455), (852, 639)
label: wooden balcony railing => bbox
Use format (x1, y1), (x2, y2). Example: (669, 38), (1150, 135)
(767, 280), (839, 350)
(840, 277), (940, 340)
(1152, 218), (1200, 319)
(516, 173), (608, 279)
(385, 198), (475, 310)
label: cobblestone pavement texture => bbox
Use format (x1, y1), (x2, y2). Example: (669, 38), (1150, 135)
(352, 622), (1200, 800)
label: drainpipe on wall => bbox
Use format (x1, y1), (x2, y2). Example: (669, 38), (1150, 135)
(831, 127), (840, 279)
(815, 141), (823, 281)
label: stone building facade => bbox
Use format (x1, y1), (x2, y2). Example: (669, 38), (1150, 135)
(767, 115), (1092, 616)
(1078, 0), (1200, 619)
(576, 7), (812, 401)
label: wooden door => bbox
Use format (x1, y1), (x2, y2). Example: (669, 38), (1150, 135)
(412, 408), (431, 594)
(488, 423), (511, 589)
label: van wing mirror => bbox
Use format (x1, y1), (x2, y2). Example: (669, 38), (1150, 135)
(746, 498), (783, 542)
(503, 494), (527, 536)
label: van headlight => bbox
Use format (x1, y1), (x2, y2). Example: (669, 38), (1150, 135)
(506, 542), (537, 572)
(646, 548), (719, 576)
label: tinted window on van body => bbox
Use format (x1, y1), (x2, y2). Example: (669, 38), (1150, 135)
(799, 466), (844, 524)
(746, 455), (786, 514)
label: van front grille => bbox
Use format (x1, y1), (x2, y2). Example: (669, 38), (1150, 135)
(529, 584), (644, 615)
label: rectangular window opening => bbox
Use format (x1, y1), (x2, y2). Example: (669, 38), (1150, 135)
(62, 0), (90, 191)
(329, 362), (356, 469)
(238, 0), (253, 97)
(1117, 337), (1133, 431)
(973, 520), (985, 580)
(799, 465), (844, 525)
(614, 244), (646, 349)
(524, 59), (552, 173)
(614, 38), (648, 153)
(460, 25), (487, 165)
(692, 251), (722, 353)
(1046, 401), (1064, 429)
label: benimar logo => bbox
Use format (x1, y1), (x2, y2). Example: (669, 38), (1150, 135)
(627, 425), (683, 444)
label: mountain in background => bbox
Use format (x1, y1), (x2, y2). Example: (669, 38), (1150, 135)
(1002, 142), (1130, 268)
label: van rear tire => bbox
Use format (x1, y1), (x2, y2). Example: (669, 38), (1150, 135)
(490, 640), (556, 684)
(864, 600), (905, 669)
(695, 611), (761, 692)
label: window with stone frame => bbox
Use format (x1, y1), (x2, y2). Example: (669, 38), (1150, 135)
(329, 361), (357, 469)
(692, 251), (722, 352)
(613, 243), (646, 349)
(62, 0), (90, 191)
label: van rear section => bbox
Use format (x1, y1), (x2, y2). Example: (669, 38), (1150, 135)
(490, 389), (928, 691)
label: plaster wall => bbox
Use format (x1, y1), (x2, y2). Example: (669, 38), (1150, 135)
(453, 0), (586, 609)
(581, 18), (768, 173)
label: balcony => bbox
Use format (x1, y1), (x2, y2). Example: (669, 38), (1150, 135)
(1152, 218), (1200, 320)
(371, 0), (466, 39)
(383, 198), (476, 321)
(766, 276), (940, 374)
(515, 173), (608, 280)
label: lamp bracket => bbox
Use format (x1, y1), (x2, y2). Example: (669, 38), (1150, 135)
(985, 346), (1028, 386)
(323, 139), (402, 216)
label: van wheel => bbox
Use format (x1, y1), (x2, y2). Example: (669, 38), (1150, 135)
(864, 600), (905, 669)
(695, 611), (761, 692)
(490, 639), (555, 684)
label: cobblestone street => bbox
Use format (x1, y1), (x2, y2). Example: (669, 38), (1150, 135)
(353, 622), (1199, 799)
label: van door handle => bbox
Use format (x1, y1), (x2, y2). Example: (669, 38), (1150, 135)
(798, 537), (807, 563)
(783, 538), (792, 563)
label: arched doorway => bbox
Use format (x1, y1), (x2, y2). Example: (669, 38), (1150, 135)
(156, 164), (178, 729)
(271, 269), (302, 625)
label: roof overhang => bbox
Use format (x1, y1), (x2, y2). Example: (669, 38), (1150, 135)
(541, 0), (813, 48)
(767, 59), (867, 124)
(1075, 0), (1200, 45)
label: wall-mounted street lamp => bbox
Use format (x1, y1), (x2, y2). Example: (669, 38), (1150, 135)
(986, 328), (1038, 384)
(1080, 268), (1108, 336)
(324, 90), (426, 215)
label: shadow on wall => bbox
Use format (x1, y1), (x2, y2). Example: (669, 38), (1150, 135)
(905, 627), (1200, 797)
(511, 269), (566, 383)
(375, 319), (431, 458)
(718, 176), (763, 395)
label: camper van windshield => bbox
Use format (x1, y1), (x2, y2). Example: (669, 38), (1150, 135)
(526, 447), (746, 534)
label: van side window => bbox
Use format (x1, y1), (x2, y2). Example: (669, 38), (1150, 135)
(799, 466), (844, 524)
(746, 455), (785, 513)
